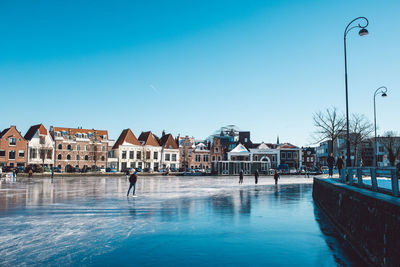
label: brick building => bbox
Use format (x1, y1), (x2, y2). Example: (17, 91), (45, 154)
(0, 126), (28, 168)
(50, 127), (108, 172)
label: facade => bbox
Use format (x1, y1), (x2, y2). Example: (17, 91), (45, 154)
(112, 129), (142, 171)
(210, 137), (224, 162)
(24, 124), (55, 168)
(278, 143), (301, 168)
(249, 142), (279, 168)
(159, 133), (179, 170)
(302, 147), (316, 168)
(138, 131), (161, 172)
(316, 140), (331, 167)
(0, 126), (28, 168)
(192, 143), (211, 170)
(107, 140), (118, 170)
(50, 127), (108, 172)
(179, 136), (195, 170)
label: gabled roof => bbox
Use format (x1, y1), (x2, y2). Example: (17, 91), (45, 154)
(230, 143), (249, 153)
(138, 131), (160, 146)
(0, 127), (10, 139)
(278, 143), (299, 149)
(24, 124), (48, 140)
(159, 134), (178, 149)
(113, 128), (141, 149)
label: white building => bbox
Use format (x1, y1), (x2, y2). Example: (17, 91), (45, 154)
(159, 133), (180, 170)
(249, 142), (280, 168)
(24, 124), (55, 168)
(112, 129), (142, 171)
(138, 131), (162, 172)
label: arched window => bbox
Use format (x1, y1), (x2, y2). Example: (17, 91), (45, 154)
(66, 155), (71, 160)
(85, 155), (89, 161)
(76, 155), (80, 160)
(101, 156), (105, 161)
(67, 144), (72, 150)
(58, 144), (62, 150)
(57, 154), (62, 160)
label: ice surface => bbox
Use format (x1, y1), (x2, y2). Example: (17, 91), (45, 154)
(0, 175), (362, 266)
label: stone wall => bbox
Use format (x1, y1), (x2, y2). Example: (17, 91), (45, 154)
(313, 178), (400, 266)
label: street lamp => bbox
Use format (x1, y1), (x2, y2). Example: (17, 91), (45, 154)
(344, 17), (369, 167)
(373, 86), (388, 167)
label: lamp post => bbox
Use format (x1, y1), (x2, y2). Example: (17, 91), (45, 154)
(373, 86), (388, 167)
(344, 17), (369, 167)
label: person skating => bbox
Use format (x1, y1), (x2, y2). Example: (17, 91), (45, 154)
(127, 170), (138, 196)
(274, 170), (280, 185)
(336, 156), (344, 178)
(239, 170), (244, 184)
(125, 169), (130, 180)
(254, 169), (259, 184)
(327, 153), (335, 178)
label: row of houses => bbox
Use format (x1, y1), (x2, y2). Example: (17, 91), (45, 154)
(0, 124), (309, 173)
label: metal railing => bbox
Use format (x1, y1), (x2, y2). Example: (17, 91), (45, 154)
(338, 167), (399, 196)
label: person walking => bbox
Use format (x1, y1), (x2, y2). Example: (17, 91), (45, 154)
(28, 168), (33, 177)
(239, 170), (244, 184)
(254, 169), (259, 184)
(274, 170), (280, 185)
(127, 170), (138, 196)
(327, 153), (335, 178)
(336, 156), (345, 178)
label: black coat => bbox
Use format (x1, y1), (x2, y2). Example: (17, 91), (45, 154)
(129, 174), (138, 184)
(327, 156), (335, 167)
(336, 158), (344, 169)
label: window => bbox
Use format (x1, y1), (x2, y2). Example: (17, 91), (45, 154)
(281, 152), (286, 159)
(58, 154), (62, 160)
(136, 151), (141, 160)
(67, 144), (72, 150)
(195, 155), (201, 162)
(182, 151), (185, 157)
(172, 154), (177, 161)
(76, 155), (80, 160)
(30, 148), (37, 159)
(86, 145), (89, 151)
(138, 162), (142, 168)
(153, 152), (158, 160)
(101, 156), (105, 161)
(215, 147), (219, 153)
(19, 150), (25, 158)
(0, 150), (5, 157)
(203, 155), (209, 162)
(129, 151), (134, 159)
(185, 142), (190, 146)
(47, 150), (52, 159)
(254, 156), (258, 161)
(58, 144), (62, 150)
(130, 162), (136, 168)
(218, 156), (221, 161)
(165, 153), (170, 161)
(293, 152), (297, 159)
(188, 150), (192, 157)
(379, 146), (384, 153)
(9, 150), (16, 159)
(288, 153), (292, 159)
(9, 137), (16, 146)
(122, 151), (127, 159)
(146, 151), (151, 160)
(68, 135), (72, 140)
(212, 156), (216, 161)
(66, 155), (71, 160)
(102, 146), (106, 152)
(77, 145), (81, 151)
(85, 155), (89, 161)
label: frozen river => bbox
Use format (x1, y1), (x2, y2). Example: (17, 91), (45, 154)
(0, 175), (363, 266)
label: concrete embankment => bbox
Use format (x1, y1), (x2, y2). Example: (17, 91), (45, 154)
(313, 178), (400, 266)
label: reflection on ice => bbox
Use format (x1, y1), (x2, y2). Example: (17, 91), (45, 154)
(0, 175), (362, 266)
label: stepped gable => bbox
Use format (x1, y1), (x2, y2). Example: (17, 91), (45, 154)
(138, 131), (160, 146)
(113, 128), (141, 149)
(24, 124), (48, 140)
(159, 134), (178, 149)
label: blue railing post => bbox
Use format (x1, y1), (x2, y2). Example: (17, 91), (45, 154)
(340, 168), (345, 182)
(370, 168), (378, 192)
(391, 169), (399, 197)
(357, 168), (363, 187)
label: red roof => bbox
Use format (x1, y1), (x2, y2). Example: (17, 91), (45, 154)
(113, 129), (141, 149)
(52, 127), (108, 139)
(159, 133), (178, 149)
(138, 131), (160, 146)
(24, 124), (48, 140)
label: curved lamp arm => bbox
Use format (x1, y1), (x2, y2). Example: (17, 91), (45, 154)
(344, 17), (369, 37)
(374, 86), (388, 98)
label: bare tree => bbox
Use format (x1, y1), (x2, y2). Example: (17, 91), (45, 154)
(39, 136), (53, 171)
(313, 107), (346, 154)
(382, 131), (400, 166)
(349, 114), (374, 166)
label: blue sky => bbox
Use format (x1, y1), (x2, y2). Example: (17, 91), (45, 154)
(1, 0), (399, 146)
